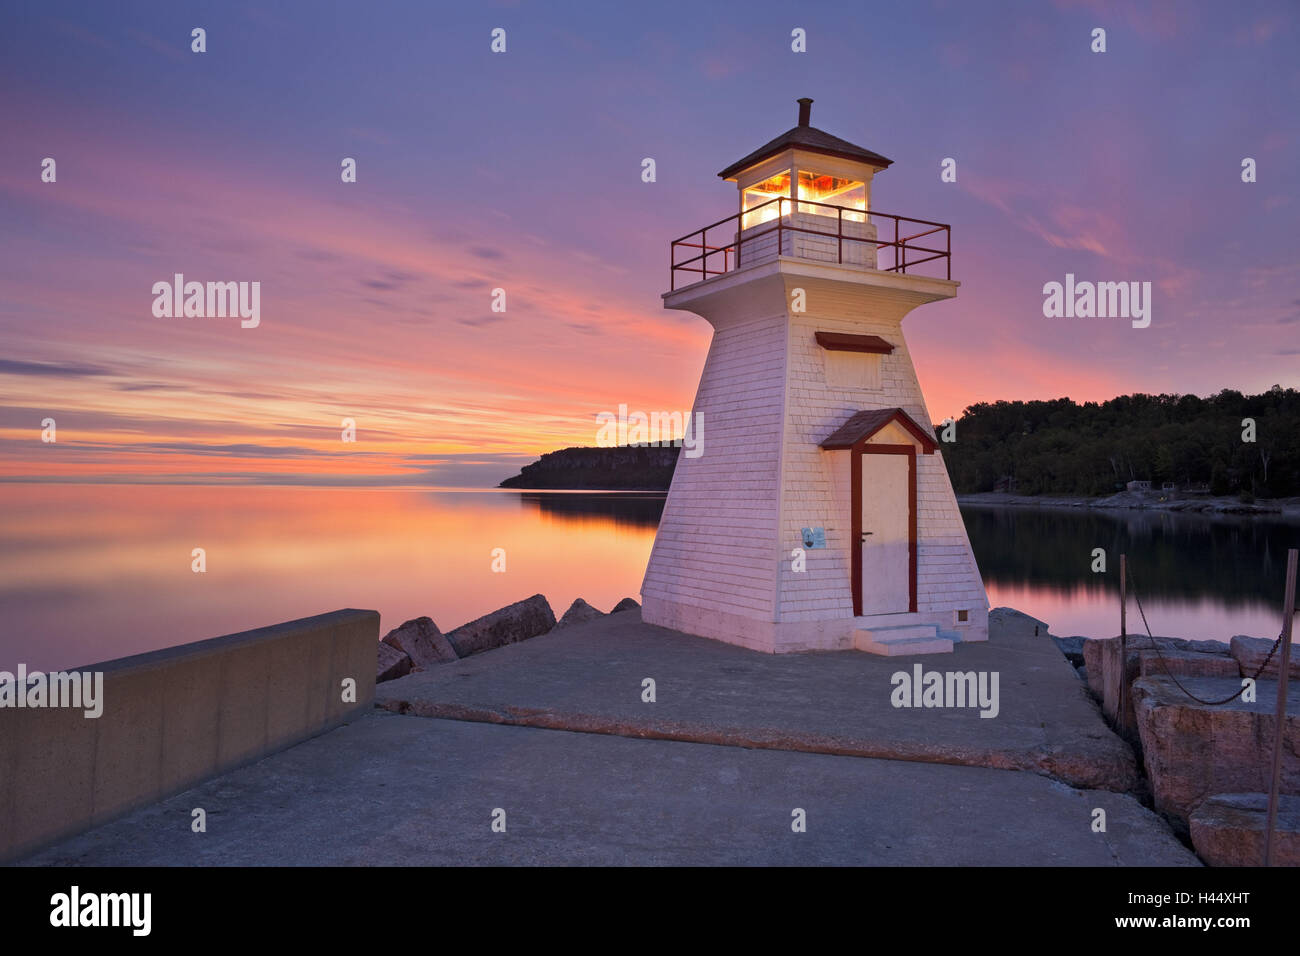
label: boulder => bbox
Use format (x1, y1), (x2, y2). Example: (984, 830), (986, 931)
(611, 597), (641, 613)
(556, 598), (604, 628)
(446, 594), (556, 658)
(1230, 635), (1299, 681)
(382, 617), (458, 669)
(1190, 793), (1300, 867)
(1099, 637), (1237, 731)
(1083, 639), (1106, 698)
(1131, 675), (1300, 824)
(376, 641), (412, 683)
(989, 606), (1050, 633)
(1051, 635), (1086, 666)
(1138, 648), (1241, 682)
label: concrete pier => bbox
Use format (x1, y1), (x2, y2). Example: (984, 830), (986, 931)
(12, 606), (1199, 866)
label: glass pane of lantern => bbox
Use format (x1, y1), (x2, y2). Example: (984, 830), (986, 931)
(797, 171), (866, 221)
(741, 170), (790, 229)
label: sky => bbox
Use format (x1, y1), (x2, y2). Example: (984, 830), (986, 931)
(1, 0), (1297, 487)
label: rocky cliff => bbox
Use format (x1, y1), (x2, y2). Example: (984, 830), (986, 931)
(498, 445), (680, 490)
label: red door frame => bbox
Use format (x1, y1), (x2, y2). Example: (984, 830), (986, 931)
(851, 442), (918, 617)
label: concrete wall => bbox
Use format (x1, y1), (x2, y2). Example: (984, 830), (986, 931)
(0, 608), (379, 863)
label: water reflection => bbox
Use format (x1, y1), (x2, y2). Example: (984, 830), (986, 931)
(518, 492), (666, 529)
(1, 484), (1294, 672)
(0, 486), (660, 672)
(963, 504), (1300, 641)
(962, 505), (1300, 606)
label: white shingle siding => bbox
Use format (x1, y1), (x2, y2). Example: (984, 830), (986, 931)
(642, 311), (787, 624)
(642, 260), (988, 652)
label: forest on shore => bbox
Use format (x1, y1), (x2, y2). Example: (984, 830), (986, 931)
(942, 387), (1299, 498)
(498, 387), (1300, 499)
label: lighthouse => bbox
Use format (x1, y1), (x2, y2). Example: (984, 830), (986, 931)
(641, 99), (988, 655)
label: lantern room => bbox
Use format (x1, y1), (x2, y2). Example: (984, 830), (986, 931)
(722, 98), (891, 269)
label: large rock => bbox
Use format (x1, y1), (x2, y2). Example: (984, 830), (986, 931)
(556, 598), (604, 628)
(610, 597), (640, 613)
(1190, 793), (1300, 867)
(1051, 635), (1086, 666)
(382, 617), (458, 669)
(1098, 637), (1236, 731)
(1230, 635), (1299, 680)
(989, 606), (1050, 633)
(376, 641), (412, 683)
(446, 594), (556, 658)
(1138, 649), (1241, 682)
(1131, 675), (1300, 824)
(1083, 638), (1106, 698)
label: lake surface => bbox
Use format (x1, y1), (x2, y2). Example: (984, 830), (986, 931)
(1, 484), (1297, 671)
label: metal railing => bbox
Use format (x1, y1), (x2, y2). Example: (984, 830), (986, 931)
(669, 195), (951, 290)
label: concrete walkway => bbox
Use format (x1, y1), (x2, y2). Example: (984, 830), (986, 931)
(375, 607), (1138, 790)
(20, 711), (1196, 866)
(16, 606), (1200, 866)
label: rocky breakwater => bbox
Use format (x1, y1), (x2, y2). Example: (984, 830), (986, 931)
(375, 595), (641, 682)
(1077, 631), (1300, 865)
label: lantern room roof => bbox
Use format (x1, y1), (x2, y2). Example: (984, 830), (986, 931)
(717, 98), (894, 181)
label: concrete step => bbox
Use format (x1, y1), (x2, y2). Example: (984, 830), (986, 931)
(854, 624), (955, 657)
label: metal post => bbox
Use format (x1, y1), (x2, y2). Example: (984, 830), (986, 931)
(1265, 548), (1298, 865)
(1119, 554), (1128, 734)
(737, 189), (744, 270)
(778, 198), (784, 258)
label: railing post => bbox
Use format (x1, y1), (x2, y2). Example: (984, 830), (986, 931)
(1119, 554), (1128, 736)
(1265, 548), (1298, 865)
(838, 207), (843, 264)
(895, 217), (900, 273)
(778, 198), (784, 258)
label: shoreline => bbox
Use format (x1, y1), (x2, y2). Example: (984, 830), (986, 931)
(958, 490), (1300, 519)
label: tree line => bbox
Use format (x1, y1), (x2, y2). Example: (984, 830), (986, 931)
(938, 386), (1300, 498)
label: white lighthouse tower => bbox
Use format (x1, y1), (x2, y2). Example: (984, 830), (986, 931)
(641, 99), (988, 655)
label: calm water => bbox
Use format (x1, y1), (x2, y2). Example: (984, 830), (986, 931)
(1, 484), (1297, 671)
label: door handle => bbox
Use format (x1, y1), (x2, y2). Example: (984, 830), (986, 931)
(860, 531), (873, 541)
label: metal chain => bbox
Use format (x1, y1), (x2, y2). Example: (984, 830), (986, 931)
(1128, 564), (1286, 706)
